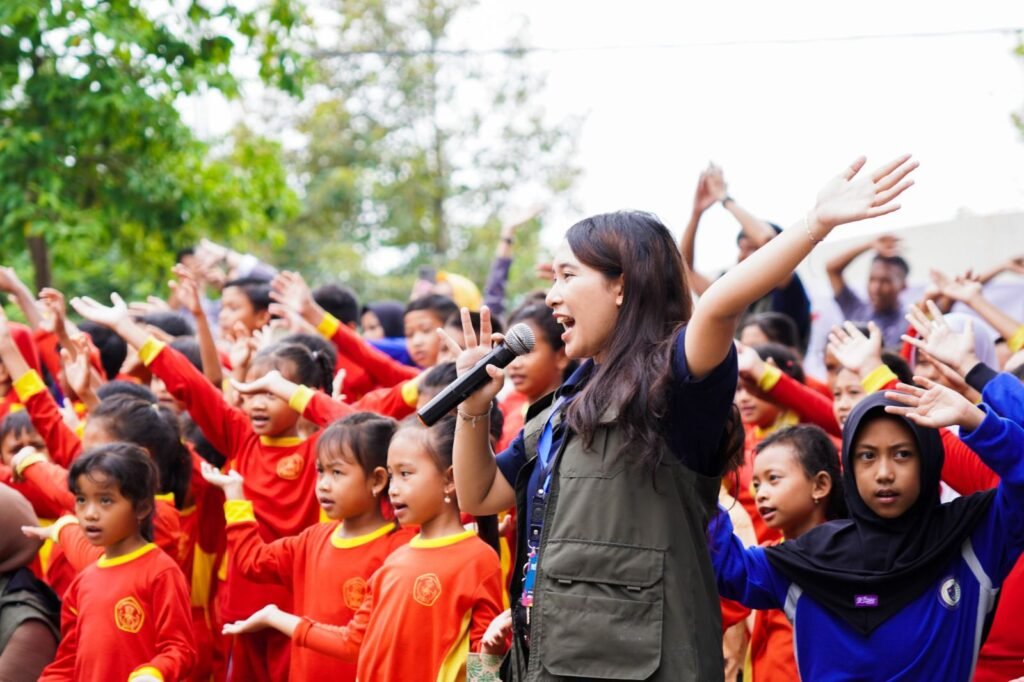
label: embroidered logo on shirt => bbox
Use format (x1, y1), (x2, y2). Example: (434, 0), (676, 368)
(114, 596), (145, 633)
(413, 573), (442, 607)
(939, 577), (961, 610)
(343, 577), (368, 610)
(854, 594), (879, 608)
(275, 454), (305, 480)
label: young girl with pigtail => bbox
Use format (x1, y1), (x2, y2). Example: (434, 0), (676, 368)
(219, 415), (506, 681)
(200, 413), (414, 681)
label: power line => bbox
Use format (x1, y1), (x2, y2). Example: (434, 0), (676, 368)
(314, 25), (1023, 59)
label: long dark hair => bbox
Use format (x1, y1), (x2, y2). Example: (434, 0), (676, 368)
(563, 211), (693, 470)
(90, 396), (191, 510)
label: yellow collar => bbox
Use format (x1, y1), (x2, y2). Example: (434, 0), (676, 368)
(753, 410), (799, 439)
(98, 542), (157, 568)
(409, 529), (476, 549)
(331, 522), (396, 549)
(260, 435), (305, 447)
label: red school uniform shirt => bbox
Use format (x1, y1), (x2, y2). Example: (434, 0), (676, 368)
(292, 529), (504, 681)
(140, 337), (353, 620)
(39, 542), (196, 682)
(225, 499), (414, 681)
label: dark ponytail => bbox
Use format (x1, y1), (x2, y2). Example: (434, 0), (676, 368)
(90, 396), (191, 510)
(254, 342), (334, 394)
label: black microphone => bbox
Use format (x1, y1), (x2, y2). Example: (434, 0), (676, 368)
(417, 323), (536, 426)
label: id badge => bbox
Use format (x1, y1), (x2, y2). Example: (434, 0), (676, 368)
(520, 550), (539, 608)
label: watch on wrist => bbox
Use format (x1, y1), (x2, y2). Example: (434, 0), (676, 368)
(721, 196), (734, 207)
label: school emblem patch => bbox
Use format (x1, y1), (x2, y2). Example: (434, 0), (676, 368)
(114, 596), (145, 633)
(413, 573), (442, 607)
(939, 576), (961, 610)
(275, 454), (304, 480)
(343, 577), (368, 610)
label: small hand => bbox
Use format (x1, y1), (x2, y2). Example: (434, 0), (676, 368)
(734, 341), (766, 382)
(21, 524), (57, 542)
(827, 321), (883, 377)
(222, 604), (280, 636)
(692, 169), (717, 214)
(872, 234), (901, 258)
(0, 266), (26, 294)
(39, 288), (69, 337)
(169, 264), (203, 316)
(199, 461), (246, 500)
(437, 306), (505, 414)
(69, 293), (131, 330)
(884, 377), (984, 431)
(230, 369), (289, 398)
(60, 338), (93, 398)
(480, 609), (513, 656)
(269, 271), (315, 319)
(902, 301), (979, 377)
(704, 164), (727, 203)
(331, 368), (347, 403)
(811, 155), (918, 231)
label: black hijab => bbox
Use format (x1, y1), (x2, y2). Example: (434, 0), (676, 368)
(363, 301), (405, 339)
(765, 393), (995, 634)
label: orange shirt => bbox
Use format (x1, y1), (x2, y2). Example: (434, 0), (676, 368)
(292, 530), (504, 681)
(39, 543), (196, 682)
(225, 500), (413, 681)
(749, 538), (798, 682)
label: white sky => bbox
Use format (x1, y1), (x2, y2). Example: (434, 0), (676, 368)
(184, 1), (1024, 279)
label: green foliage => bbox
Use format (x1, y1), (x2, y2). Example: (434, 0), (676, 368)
(0, 0), (308, 300)
(280, 0), (579, 307)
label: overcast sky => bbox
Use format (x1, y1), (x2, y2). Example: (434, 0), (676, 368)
(184, 1), (1024, 276)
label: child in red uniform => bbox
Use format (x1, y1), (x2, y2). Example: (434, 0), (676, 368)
(746, 425), (846, 682)
(221, 415), (506, 681)
(70, 291), (353, 682)
(200, 412), (414, 681)
(31, 443), (195, 681)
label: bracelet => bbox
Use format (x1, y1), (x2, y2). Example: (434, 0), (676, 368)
(805, 212), (823, 244)
(721, 196), (734, 207)
(456, 408), (490, 427)
(501, 236), (514, 245)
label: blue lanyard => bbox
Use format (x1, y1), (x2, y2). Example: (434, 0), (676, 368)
(527, 398), (566, 552)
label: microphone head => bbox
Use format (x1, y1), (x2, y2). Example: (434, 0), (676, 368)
(503, 323), (536, 356)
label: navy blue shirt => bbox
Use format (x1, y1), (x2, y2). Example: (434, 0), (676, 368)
(496, 324), (738, 535)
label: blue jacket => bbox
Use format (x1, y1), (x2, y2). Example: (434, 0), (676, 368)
(710, 407), (1024, 681)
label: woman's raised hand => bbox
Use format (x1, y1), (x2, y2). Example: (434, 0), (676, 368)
(811, 155), (918, 232)
(69, 293), (131, 330)
(437, 306), (505, 414)
(884, 377), (984, 431)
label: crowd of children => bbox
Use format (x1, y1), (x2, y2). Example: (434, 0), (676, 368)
(0, 154), (1022, 681)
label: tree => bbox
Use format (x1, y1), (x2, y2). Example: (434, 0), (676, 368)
(0, 0), (308, 302)
(281, 0), (579, 304)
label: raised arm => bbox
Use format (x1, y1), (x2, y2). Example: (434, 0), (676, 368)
(170, 265), (223, 388)
(936, 272), (1024, 348)
(686, 155), (918, 379)
(0, 266), (43, 329)
(679, 168), (718, 296)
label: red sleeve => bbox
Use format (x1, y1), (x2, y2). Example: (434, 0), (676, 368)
(469, 566), (505, 652)
(940, 428), (999, 495)
(300, 389), (355, 427)
(32, 330), (63, 387)
(324, 315), (418, 389)
(0, 465), (64, 521)
(20, 459), (74, 515)
(14, 371), (82, 467)
(768, 372), (841, 438)
(293, 586), (369, 661)
(154, 500), (188, 570)
(334, 354), (375, 401)
(226, 518), (303, 585)
(143, 340), (253, 461)
(720, 597), (751, 631)
(56, 522), (103, 572)
(141, 566), (197, 680)
(352, 383), (416, 421)
(38, 574), (80, 681)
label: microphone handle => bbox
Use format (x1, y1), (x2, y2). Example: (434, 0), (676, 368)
(417, 345), (517, 426)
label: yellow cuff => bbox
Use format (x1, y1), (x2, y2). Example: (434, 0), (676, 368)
(224, 499), (257, 526)
(51, 515), (80, 545)
(861, 365), (898, 394)
(401, 379), (420, 408)
(13, 370), (46, 402)
(1008, 324), (1024, 354)
(317, 313), (341, 339)
(138, 337), (167, 367)
(129, 666), (165, 681)
(288, 385), (315, 414)
(14, 450), (47, 477)
(757, 364), (782, 392)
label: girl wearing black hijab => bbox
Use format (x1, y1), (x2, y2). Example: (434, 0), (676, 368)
(711, 379), (1024, 681)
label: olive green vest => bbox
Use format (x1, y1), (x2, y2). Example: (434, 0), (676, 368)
(507, 404), (724, 681)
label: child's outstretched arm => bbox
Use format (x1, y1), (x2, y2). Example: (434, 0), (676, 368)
(224, 601), (367, 663)
(170, 264), (223, 388)
(687, 155), (917, 379)
(230, 370), (354, 427)
(272, 271), (418, 385)
(708, 507), (788, 610)
(70, 293), (252, 458)
(200, 462), (300, 584)
(935, 270), (1024, 349)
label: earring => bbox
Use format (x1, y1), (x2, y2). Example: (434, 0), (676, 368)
(444, 494), (452, 504)
(812, 497), (820, 505)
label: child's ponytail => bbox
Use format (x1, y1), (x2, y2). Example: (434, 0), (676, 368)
(254, 342), (334, 394)
(90, 396), (192, 510)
